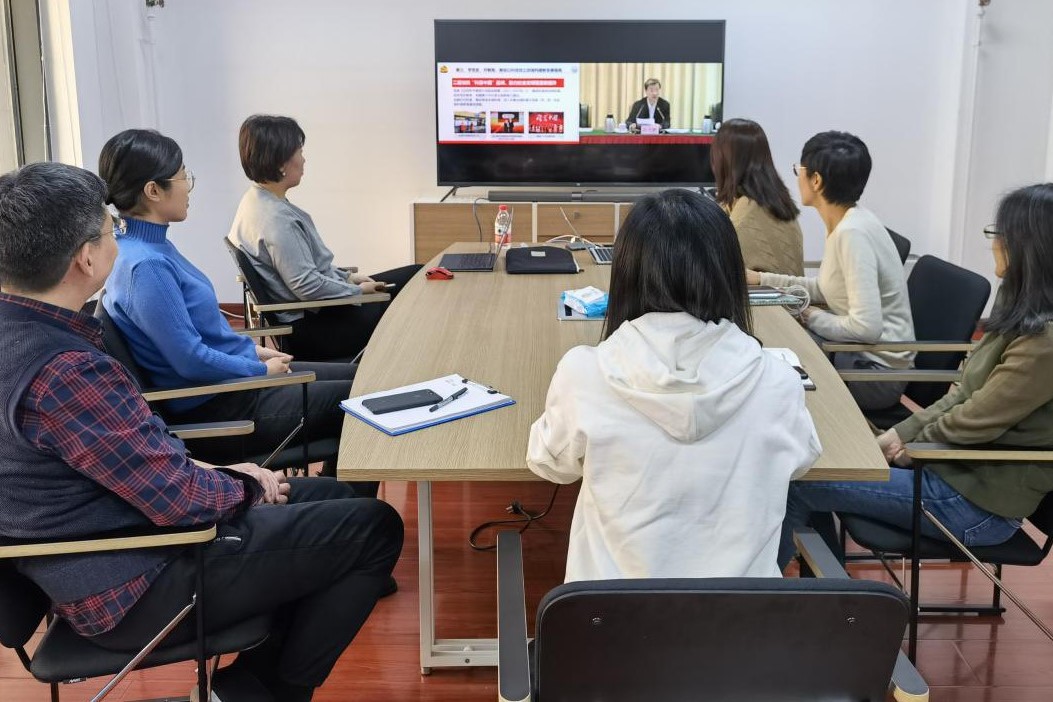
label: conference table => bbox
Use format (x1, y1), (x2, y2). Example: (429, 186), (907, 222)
(337, 242), (888, 673)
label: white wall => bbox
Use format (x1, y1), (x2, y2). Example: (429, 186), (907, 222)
(63, 0), (975, 301)
(955, 0), (1053, 302)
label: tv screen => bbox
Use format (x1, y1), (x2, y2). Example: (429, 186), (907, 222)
(435, 20), (725, 187)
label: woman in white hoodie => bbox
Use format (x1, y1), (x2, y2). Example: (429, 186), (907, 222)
(527, 189), (821, 582)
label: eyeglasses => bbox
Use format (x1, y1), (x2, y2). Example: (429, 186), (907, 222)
(792, 163), (808, 177)
(166, 169), (195, 193)
(983, 225), (1001, 240)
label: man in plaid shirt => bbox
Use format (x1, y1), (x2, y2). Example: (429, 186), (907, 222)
(0, 162), (403, 702)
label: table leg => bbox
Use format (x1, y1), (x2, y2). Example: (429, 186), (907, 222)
(416, 480), (498, 674)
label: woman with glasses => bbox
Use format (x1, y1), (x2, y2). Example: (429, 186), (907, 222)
(98, 129), (362, 481)
(710, 118), (804, 275)
(228, 114), (421, 361)
(779, 182), (1053, 568)
(748, 131), (914, 411)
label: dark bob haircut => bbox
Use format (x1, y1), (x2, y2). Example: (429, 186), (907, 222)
(239, 115), (306, 183)
(98, 129), (182, 212)
(799, 131), (872, 208)
(711, 118), (800, 222)
(985, 183), (1053, 336)
(604, 189), (752, 340)
(0, 162), (108, 292)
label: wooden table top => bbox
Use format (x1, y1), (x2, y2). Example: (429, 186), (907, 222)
(337, 242), (888, 482)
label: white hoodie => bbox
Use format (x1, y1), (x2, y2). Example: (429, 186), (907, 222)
(527, 312), (821, 581)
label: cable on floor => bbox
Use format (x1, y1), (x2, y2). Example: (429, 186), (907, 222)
(468, 484), (561, 551)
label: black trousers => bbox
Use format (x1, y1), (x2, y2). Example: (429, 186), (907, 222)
(170, 361), (355, 468)
(91, 478), (404, 695)
(287, 265), (422, 361)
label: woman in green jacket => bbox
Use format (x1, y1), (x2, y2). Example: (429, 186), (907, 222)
(778, 182), (1053, 567)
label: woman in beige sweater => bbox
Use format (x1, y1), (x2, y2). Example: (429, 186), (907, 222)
(748, 131), (914, 411)
(711, 119), (803, 276)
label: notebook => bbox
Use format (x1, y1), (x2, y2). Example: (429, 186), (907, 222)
(763, 348), (816, 390)
(749, 285), (801, 307)
(588, 245), (613, 265)
(438, 252), (497, 272)
(341, 374), (515, 435)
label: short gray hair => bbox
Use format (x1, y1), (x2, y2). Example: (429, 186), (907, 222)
(0, 162), (108, 292)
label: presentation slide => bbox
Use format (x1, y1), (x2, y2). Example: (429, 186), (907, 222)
(436, 62), (580, 143)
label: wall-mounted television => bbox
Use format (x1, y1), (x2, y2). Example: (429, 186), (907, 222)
(435, 20), (726, 187)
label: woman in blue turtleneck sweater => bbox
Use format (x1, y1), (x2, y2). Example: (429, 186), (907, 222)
(98, 129), (355, 476)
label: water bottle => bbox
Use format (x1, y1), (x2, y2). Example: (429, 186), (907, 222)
(604, 114), (615, 133)
(701, 115), (713, 134)
(494, 205), (512, 249)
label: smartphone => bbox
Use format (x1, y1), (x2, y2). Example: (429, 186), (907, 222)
(362, 388), (443, 415)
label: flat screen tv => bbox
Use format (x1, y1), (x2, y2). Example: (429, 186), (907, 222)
(435, 20), (725, 187)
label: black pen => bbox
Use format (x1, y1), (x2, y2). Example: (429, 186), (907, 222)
(429, 386), (467, 412)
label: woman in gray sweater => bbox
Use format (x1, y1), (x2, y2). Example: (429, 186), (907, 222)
(228, 115), (420, 361)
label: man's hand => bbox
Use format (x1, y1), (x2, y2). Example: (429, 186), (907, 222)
(225, 463), (290, 504)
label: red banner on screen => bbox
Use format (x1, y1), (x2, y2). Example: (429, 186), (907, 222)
(451, 78), (565, 88)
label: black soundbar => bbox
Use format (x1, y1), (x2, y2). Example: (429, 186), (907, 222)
(486, 190), (661, 203)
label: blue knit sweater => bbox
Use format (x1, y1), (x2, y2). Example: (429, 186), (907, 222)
(103, 218), (266, 413)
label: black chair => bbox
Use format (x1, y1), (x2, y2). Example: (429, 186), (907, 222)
(838, 443), (1053, 662)
(94, 294), (338, 473)
(223, 239), (389, 358)
(827, 255), (991, 428)
(0, 524), (271, 701)
(496, 530), (928, 702)
(887, 228), (912, 265)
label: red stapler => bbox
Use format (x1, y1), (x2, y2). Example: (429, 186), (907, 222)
(425, 266), (454, 280)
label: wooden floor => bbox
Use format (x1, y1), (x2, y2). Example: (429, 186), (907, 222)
(4, 480), (1053, 701)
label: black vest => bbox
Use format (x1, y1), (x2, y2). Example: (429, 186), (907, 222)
(0, 300), (168, 605)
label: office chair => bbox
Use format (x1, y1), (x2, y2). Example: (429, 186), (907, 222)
(837, 443), (1053, 662)
(496, 530), (928, 702)
(826, 255), (991, 428)
(223, 239), (389, 358)
(94, 294), (338, 474)
(0, 524), (271, 701)
(887, 228), (912, 265)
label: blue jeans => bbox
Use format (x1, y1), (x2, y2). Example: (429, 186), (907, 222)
(778, 468), (1022, 568)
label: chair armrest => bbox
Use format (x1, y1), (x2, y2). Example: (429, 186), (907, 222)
(793, 527), (849, 578)
(836, 369), (961, 383)
(906, 442), (1053, 463)
(237, 326), (292, 339)
(168, 420), (254, 440)
(252, 293), (390, 313)
(0, 524), (217, 559)
(821, 341), (975, 353)
(497, 531), (532, 702)
(142, 370), (315, 403)
(793, 528), (929, 702)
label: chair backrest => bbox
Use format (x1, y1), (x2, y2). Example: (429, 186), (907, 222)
(905, 255), (991, 407)
(0, 562), (49, 653)
(93, 292), (151, 391)
(533, 577), (909, 702)
(886, 227), (911, 265)
(222, 239), (283, 326)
